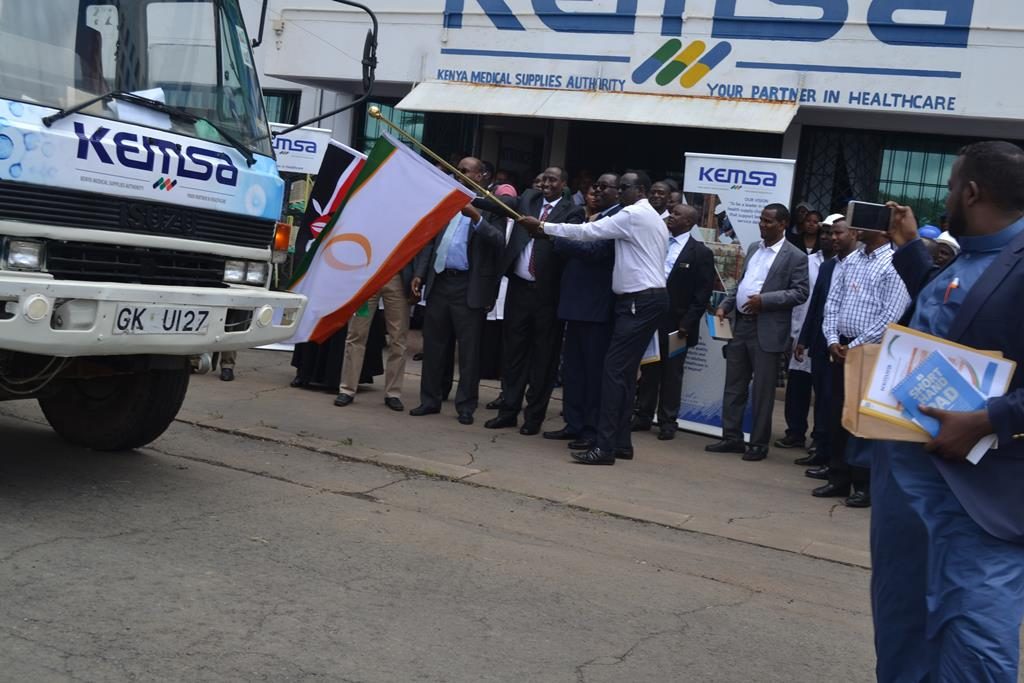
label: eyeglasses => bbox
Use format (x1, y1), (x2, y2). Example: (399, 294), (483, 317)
(591, 183), (614, 191)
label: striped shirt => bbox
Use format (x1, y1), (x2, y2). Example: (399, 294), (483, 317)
(822, 242), (910, 348)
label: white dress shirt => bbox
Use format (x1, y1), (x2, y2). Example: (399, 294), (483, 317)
(664, 232), (691, 277)
(788, 251), (825, 372)
(542, 198), (668, 294)
(735, 238), (785, 313)
(514, 196), (561, 282)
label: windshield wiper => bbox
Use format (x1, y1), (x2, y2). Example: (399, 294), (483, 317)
(42, 91), (256, 167)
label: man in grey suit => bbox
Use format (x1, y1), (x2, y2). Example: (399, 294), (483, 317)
(408, 157), (506, 425)
(706, 203), (809, 461)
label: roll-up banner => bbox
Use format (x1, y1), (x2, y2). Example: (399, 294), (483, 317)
(678, 153), (796, 438)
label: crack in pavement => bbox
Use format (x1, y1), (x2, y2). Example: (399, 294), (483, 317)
(573, 595), (756, 682)
(464, 442), (480, 467)
(144, 444), (402, 503)
(727, 512), (774, 525)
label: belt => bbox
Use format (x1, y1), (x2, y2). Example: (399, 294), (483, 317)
(736, 312), (757, 320)
(438, 269), (468, 277)
(616, 287), (666, 300)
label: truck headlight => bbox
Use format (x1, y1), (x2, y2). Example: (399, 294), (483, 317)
(4, 239), (45, 271)
(223, 260), (247, 283)
(245, 262), (269, 286)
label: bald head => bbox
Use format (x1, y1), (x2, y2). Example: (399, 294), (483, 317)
(668, 203), (698, 236)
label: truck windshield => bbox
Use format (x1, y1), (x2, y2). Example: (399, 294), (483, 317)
(0, 0), (273, 157)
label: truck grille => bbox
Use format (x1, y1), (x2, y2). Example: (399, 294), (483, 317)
(46, 242), (228, 288)
(0, 179), (275, 249)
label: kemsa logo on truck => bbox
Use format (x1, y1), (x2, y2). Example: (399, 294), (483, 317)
(698, 166), (777, 188)
(74, 123), (239, 188)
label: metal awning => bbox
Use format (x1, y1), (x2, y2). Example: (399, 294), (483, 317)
(397, 81), (798, 134)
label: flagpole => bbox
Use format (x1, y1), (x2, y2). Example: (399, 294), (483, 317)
(368, 106), (524, 221)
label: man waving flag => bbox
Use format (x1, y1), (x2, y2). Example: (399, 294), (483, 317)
(289, 133), (474, 344)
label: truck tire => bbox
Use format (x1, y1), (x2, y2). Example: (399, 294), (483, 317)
(39, 366), (191, 451)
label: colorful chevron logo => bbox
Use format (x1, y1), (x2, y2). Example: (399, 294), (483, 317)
(632, 39), (733, 89)
(153, 177), (178, 191)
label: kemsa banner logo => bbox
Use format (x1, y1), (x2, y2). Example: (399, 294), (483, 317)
(698, 166), (778, 188)
(74, 123), (239, 188)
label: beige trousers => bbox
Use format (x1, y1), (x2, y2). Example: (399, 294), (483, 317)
(340, 274), (410, 398)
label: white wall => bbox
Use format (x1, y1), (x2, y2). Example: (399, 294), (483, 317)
(240, 0), (356, 143)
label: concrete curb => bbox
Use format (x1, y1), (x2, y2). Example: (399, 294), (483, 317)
(176, 416), (871, 570)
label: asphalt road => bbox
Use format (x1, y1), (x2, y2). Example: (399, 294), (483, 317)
(0, 409), (875, 682)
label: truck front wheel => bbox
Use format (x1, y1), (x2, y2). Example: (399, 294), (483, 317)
(39, 365), (190, 451)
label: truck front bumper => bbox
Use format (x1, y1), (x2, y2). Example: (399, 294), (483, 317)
(0, 275), (307, 357)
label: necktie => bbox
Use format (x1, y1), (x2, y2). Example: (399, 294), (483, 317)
(434, 214), (462, 274)
(529, 204), (553, 277)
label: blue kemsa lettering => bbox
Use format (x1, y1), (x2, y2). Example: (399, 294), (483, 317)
(867, 0), (973, 48)
(444, 0), (688, 37)
(74, 122), (238, 187)
(712, 0), (848, 42)
(699, 166), (778, 187)
(274, 137), (318, 153)
(712, 0), (973, 46)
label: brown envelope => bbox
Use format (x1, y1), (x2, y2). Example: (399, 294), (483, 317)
(842, 344), (929, 443)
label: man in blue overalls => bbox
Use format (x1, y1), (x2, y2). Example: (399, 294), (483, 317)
(877, 141), (1024, 682)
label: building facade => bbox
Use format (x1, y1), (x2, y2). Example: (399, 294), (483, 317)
(258, 1), (1024, 223)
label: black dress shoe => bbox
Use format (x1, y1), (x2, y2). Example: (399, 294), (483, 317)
(805, 465), (830, 480)
(484, 415), (517, 430)
(845, 491), (872, 508)
(630, 419), (653, 433)
(568, 438), (595, 451)
(807, 441), (819, 457)
(384, 397), (404, 412)
(657, 429), (676, 441)
(457, 412), (474, 425)
(705, 440), (746, 454)
(812, 482), (851, 498)
(290, 376), (308, 388)
(570, 447), (616, 465)
(334, 393), (354, 407)
(543, 427), (579, 441)
(409, 405), (440, 416)
(485, 398), (503, 410)
(793, 454), (819, 466)
(519, 423), (541, 436)
(773, 434), (805, 449)
(742, 446), (768, 461)
(614, 448), (634, 460)
(220, 367), (234, 382)
(412, 352), (424, 361)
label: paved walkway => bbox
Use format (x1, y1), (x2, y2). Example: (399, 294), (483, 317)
(177, 344), (871, 569)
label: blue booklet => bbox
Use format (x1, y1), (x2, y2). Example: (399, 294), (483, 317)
(890, 351), (987, 437)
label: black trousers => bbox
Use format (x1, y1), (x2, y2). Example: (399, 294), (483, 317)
(827, 341), (869, 489)
(419, 273), (485, 414)
(498, 277), (563, 426)
(807, 351), (831, 465)
(722, 316), (780, 448)
(597, 289), (668, 453)
(562, 320), (612, 440)
(636, 328), (687, 431)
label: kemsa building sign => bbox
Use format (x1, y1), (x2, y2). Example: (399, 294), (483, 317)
(433, 0), (1020, 119)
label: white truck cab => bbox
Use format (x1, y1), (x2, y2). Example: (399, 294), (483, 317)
(0, 0), (306, 449)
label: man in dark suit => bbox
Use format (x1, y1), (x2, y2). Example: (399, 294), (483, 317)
(872, 141), (1024, 683)
(792, 216), (858, 468)
(634, 204), (715, 440)
(485, 167), (585, 434)
(409, 157), (506, 425)
(706, 204), (809, 461)
(542, 173), (620, 448)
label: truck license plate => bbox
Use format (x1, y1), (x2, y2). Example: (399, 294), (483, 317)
(112, 306), (212, 335)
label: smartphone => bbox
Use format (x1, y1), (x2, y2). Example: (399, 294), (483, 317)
(846, 201), (893, 232)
